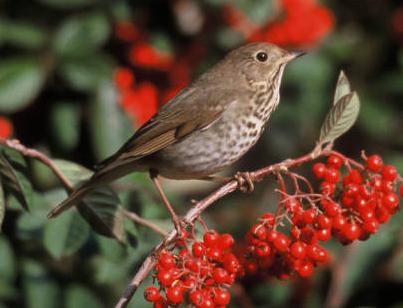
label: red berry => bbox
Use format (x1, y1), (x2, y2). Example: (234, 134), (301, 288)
(273, 233), (290, 252)
(376, 206), (391, 223)
(297, 261), (314, 278)
(203, 230), (220, 247)
(313, 163), (327, 178)
(382, 165), (398, 181)
(213, 267), (229, 284)
(382, 192), (399, 210)
(325, 168), (340, 184)
(290, 241), (306, 259)
(189, 290), (203, 306)
(144, 286), (161, 302)
(183, 277), (196, 289)
(400, 185), (403, 198)
(332, 215), (347, 231)
(260, 213), (275, 225)
(166, 286), (184, 304)
(192, 242), (206, 258)
(320, 181), (335, 195)
(266, 230), (279, 242)
(316, 228), (331, 241)
(316, 215), (332, 229)
(302, 208), (317, 224)
(251, 224), (267, 240)
(344, 183), (360, 197)
(207, 247), (222, 261)
(213, 289), (231, 305)
(255, 242), (271, 257)
(307, 245), (329, 263)
(245, 260), (258, 274)
(156, 270), (174, 287)
(342, 223), (361, 241)
(158, 251), (175, 270)
(366, 154), (383, 172)
(199, 298), (214, 308)
(362, 218), (379, 234)
(223, 254), (240, 274)
(327, 154), (343, 168)
(220, 233), (235, 249)
(344, 170), (363, 185)
(322, 200), (340, 217)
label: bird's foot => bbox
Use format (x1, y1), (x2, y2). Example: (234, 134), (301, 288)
(172, 216), (192, 239)
(234, 171), (254, 193)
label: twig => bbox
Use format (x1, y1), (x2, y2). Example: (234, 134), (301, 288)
(124, 210), (167, 237)
(115, 146), (333, 308)
(0, 138), (73, 191)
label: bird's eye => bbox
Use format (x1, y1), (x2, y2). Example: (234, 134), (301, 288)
(256, 52), (268, 62)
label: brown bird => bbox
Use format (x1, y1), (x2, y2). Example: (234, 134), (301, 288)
(48, 42), (304, 229)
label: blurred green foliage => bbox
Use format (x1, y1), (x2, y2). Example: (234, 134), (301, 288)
(0, 0), (403, 307)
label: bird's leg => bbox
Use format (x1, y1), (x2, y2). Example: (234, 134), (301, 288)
(149, 170), (183, 234)
(234, 171), (254, 193)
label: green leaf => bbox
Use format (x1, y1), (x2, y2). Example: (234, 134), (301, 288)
(333, 70), (351, 105)
(53, 12), (110, 57)
(50, 102), (81, 152)
(0, 236), (16, 281)
(16, 191), (58, 240)
(319, 92), (360, 145)
(0, 19), (47, 50)
(0, 57), (46, 113)
(90, 81), (133, 160)
(0, 181), (4, 230)
(78, 188), (126, 242)
(22, 260), (60, 308)
(65, 285), (103, 308)
(43, 210), (90, 259)
(59, 53), (114, 91)
(36, 0), (95, 9)
(0, 148), (33, 210)
(52, 159), (92, 185)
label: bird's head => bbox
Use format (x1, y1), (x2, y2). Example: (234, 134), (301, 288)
(224, 42), (305, 85)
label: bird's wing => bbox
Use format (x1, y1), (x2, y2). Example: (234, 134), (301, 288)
(95, 86), (239, 171)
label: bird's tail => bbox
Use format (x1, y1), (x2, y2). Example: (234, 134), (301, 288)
(47, 183), (92, 219)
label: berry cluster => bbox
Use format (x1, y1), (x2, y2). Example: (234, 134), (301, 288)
(113, 20), (204, 126)
(223, 0), (334, 47)
(241, 153), (401, 280)
(242, 211), (330, 279)
(144, 230), (241, 307)
(313, 154), (401, 243)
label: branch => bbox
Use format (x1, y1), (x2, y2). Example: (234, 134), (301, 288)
(0, 138), (73, 191)
(124, 210), (168, 237)
(115, 145), (332, 308)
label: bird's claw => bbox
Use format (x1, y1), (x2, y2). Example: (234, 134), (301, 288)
(234, 171), (254, 193)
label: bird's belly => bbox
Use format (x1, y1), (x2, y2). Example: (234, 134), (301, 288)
(150, 116), (264, 179)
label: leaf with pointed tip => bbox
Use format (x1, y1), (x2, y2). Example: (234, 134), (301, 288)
(319, 92), (360, 144)
(0, 148), (33, 210)
(333, 70), (351, 105)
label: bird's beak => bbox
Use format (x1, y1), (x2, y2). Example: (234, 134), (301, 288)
(285, 50), (306, 62)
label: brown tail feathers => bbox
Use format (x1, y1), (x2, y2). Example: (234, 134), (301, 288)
(47, 184), (92, 219)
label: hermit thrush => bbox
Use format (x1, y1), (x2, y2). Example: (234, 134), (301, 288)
(48, 42), (304, 222)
